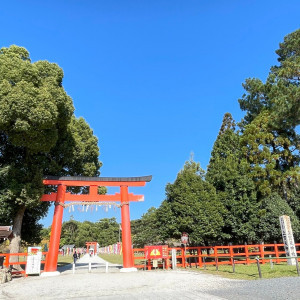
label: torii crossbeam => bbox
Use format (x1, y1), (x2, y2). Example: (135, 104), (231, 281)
(41, 175), (152, 275)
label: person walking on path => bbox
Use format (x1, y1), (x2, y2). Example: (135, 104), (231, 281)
(73, 251), (78, 264)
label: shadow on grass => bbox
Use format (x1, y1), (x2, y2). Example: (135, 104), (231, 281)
(57, 262), (71, 268)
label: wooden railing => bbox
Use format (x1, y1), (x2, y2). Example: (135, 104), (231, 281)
(2, 243), (298, 274)
(133, 243), (300, 270)
(0, 252), (48, 275)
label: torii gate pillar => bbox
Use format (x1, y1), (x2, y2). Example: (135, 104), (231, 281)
(120, 185), (136, 271)
(42, 184), (66, 276)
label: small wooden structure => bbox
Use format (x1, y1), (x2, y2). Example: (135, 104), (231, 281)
(0, 226), (12, 242)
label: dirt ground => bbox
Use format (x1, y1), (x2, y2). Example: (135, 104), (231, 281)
(1, 255), (300, 300)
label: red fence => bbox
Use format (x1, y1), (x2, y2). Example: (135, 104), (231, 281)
(2, 243), (299, 274)
(133, 243), (300, 270)
(0, 252), (48, 275)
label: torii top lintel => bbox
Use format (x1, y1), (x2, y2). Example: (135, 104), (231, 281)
(41, 175), (152, 203)
(43, 175), (152, 187)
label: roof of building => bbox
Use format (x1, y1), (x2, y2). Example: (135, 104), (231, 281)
(61, 244), (75, 250)
(44, 175), (152, 182)
(0, 226), (13, 239)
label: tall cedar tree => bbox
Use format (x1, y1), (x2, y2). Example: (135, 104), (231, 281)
(0, 46), (101, 257)
(157, 158), (225, 245)
(206, 113), (259, 243)
(238, 29), (300, 201)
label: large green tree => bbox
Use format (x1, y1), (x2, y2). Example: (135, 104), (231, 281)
(206, 113), (259, 243)
(238, 29), (300, 199)
(131, 207), (161, 247)
(0, 45), (101, 256)
(158, 158), (225, 245)
(58, 218), (119, 247)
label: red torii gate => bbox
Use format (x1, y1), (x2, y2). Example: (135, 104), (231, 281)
(41, 175), (152, 275)
(86, 242), (98, 255)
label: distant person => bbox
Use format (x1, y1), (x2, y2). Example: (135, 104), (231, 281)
(78, 252), (81, 259)
(73, 251), (78, 264)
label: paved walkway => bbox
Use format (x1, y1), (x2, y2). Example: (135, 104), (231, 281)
(58, 254), (122, 274)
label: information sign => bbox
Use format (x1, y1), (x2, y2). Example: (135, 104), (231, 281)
(26, 246), (42, 275)
(279, 215), (297, 265)
(181, 232), (189, 245)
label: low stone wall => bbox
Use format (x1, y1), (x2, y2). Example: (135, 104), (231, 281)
(0, 268), (12, 284)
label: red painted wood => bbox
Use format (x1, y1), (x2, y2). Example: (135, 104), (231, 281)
(120, 185), (134, 268)
(44, 185), (66, 272)
(41, 192), (144, 202)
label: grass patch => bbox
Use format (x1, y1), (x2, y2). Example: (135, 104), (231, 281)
(98, 253), (123, 265)
(57, 254), (73, 267)
(188, 263), (300, 280)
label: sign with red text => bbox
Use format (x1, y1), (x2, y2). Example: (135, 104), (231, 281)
(145, 245), (169, 259)
(26, 246), (42, 275)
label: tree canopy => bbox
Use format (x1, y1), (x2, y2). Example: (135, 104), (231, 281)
(0, 45), (101, 254)
(127, 29), (300, 247)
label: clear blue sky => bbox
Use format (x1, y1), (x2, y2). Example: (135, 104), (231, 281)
(1, 1), (299, 227)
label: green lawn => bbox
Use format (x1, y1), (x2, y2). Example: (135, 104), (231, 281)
(98, 253), (123, 265)
(57, 254), (73, 267)
(188, 263), (300, 280)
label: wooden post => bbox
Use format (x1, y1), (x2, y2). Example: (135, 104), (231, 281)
(198, 247), (203, 268)
(259, 243), (265, 264)
(245, 243), (250, 265)
(229, 244), (234, 266)
(256, 257), (262, 278)
(181, 248), (185, 268)
(274, 242), (280, 263)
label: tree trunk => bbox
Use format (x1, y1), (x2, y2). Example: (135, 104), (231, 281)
(9, 205), (26, 270)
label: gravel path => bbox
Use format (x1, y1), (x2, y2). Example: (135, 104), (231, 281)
(1, 255), (300, 299)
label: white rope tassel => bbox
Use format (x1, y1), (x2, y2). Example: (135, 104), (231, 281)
(72, 205), (75, 212)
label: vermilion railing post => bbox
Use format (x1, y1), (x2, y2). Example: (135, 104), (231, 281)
(198, 247), (203, 268)
(147, 259), (151, 270)
(5, 254), (9, 268)
(180, 248), (183, 268)
(165, 247), (169, 270)
(245, 243), (250, 265)
(260, 243), (265, 264)
(274, 242), (280, 263)
(214, 246), (217, 266)
(229, 244), (234, 265)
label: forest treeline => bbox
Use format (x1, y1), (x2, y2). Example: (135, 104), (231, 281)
(50, 29), (300, 249)
(131, 29), (300, 247)
(1, 30), (299, 250)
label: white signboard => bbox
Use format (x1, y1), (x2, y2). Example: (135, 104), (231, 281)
(279, 215), (297, 265)
(171, 249), (177, 269)
(26, 246), (42, 275)
(181, 232), (189, 245)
